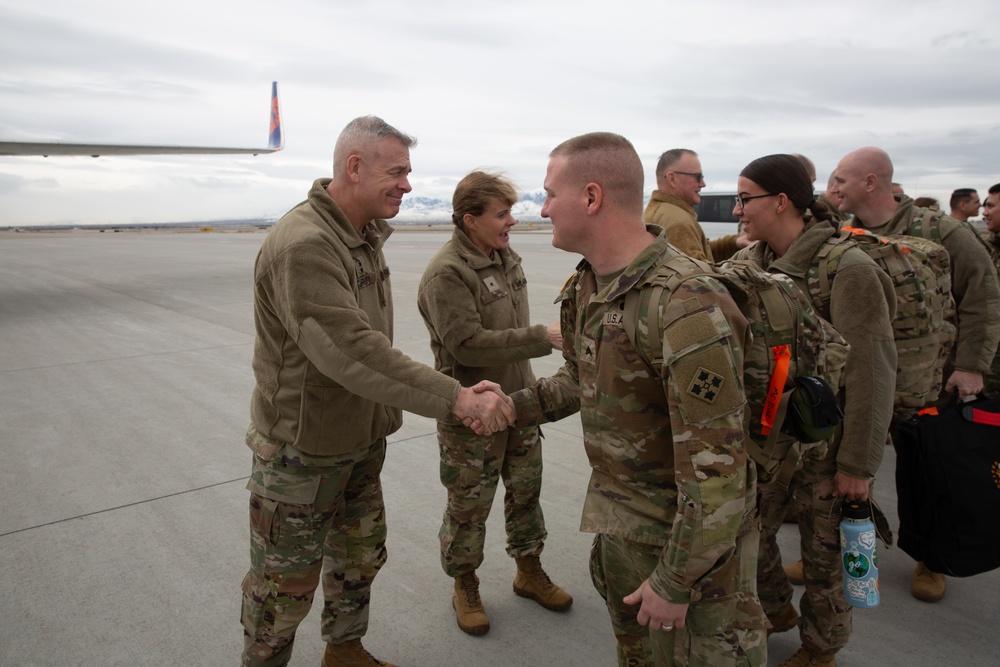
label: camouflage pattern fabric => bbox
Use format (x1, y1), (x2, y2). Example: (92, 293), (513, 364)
(756, 444), (853, 656)
(511, 228), (767, 666)
(860, 196), (1000, 382)
(240, 437), (388, 667)
(624, 256), (849, 487)
(811, 229), (955, 414)
(437, 422), (546, 576)
(590, 534), (767, 667)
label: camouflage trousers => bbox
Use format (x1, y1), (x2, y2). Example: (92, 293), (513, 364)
(240, 440), (388, 667)
(438, 422), (546, 577)
(589, 534), (767, 667)
(756, 444), (852, 656)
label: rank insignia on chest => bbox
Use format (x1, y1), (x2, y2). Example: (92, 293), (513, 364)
(687, 367), (724, 403)
(604, 311), (624, 327)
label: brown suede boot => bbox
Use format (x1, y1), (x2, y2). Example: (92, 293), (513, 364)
(777, 646), (837, 667)
(784, 559), (805, 585)
(513, 555), (573, 611)
(453, 571), (490, 635)
(911, 561), (946, 602)
(321, 639), (399, 667)
(766, 601), (799, 636)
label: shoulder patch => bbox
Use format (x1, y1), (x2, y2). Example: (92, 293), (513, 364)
(687, 367), (725, 403)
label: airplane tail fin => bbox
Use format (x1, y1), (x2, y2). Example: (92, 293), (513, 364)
(268, 81), (284, 151)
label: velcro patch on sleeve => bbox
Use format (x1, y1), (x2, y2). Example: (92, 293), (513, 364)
(664, 308), (744, 424)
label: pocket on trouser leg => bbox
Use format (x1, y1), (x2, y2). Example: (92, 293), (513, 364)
(589, 534), (608, 603)
(682, 628), (765, 667)
(438, 425), (487, 501)
(241, 571), (276, 640)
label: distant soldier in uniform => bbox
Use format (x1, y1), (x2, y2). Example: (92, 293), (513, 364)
(417, 170), (571, 636)
(643, 148), (715, 261)
(981, 183), (1000, 394)
(948, 188), (982, 222)
(832, 146), (1000, 603)
(240, 116), (514, 667)
(505, 132), (767, 666)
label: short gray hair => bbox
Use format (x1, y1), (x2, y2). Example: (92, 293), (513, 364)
(333, 116), (417, 174)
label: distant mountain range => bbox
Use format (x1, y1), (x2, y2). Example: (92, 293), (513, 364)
(396, 191), (546, 223)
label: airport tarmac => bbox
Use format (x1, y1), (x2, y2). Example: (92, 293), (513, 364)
(1, 227), (997, 667)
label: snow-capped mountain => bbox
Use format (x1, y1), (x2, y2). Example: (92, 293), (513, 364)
(396, 191), (545, 223)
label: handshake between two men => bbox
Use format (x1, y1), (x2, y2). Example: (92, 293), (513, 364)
(451, 322), (560, 435)
(452, 382), (517, 436)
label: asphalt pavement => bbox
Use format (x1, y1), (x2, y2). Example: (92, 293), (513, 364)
(1, 227), (997, 667)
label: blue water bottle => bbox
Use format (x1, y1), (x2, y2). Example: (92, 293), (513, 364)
(840, 501), (880, 608)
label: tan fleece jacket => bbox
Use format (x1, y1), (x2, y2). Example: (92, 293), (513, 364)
(417, 228), (552, 426)
(642, 191), (714, 261)
(249, 178), (459, 457)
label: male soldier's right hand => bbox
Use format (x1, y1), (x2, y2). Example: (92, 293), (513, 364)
(454, 381), (515, 436)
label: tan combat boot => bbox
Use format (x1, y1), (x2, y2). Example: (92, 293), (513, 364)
(766, 601), (799, 636)
(777, 646), (837, 667)
(784, 559), (805, 585)
(321, 639), (399, 667)
(453, 571), (490, 635)
(513, 555), (573, 611)
(911, 561), (946, 602)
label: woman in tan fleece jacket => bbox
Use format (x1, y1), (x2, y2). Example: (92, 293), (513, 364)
(417, 170), (571, 636)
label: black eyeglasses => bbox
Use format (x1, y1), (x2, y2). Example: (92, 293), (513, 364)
(734, 193), (778, 209)
(672, 170), (705, 182)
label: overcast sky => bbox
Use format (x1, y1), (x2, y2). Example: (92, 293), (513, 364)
(1, 0), (998, 227)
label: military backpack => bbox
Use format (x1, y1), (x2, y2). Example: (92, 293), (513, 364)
(623, 255), (849, 488)
(809, 227), (956, 413)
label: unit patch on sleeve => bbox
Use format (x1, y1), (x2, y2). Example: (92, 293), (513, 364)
(687, 367), (724, 403)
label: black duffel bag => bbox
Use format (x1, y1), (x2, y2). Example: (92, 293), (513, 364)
(895, 394), (1000, 577)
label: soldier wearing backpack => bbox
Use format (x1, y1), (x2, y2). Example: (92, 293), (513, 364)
(732, 154), (898, 667)
(831, 147), (1000, 603)
(500, 132), (768, 666)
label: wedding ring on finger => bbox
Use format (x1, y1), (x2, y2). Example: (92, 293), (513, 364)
(660, 624), (674, 631)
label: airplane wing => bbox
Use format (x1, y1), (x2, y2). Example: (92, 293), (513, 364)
(0, 82), (284, 157)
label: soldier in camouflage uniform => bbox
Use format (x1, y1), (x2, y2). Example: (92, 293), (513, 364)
(732, 154), (898, 667)
(981, 183), (1000, 395)
(417, 170), (571, 636)
(506, 132), (767, 666)
(832, 148), (1000, 603)
(241, 117), (513, 667)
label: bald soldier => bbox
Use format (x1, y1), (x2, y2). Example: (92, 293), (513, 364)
(505, 132), (767, 666)
(831, 146), (1000, 603)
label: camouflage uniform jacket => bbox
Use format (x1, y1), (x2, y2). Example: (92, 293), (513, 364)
(854, 195), (1000, 375)
(642, 191), (714, 261)
(735, 219), (897, 479)
(248, 178), (459, 458)
(417, 227), (552, 425)
(511, 227), (762, 619)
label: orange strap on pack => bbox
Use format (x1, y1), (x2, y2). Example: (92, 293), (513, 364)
(917, 407), (939, 416)
(761, 345), (791, 435)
